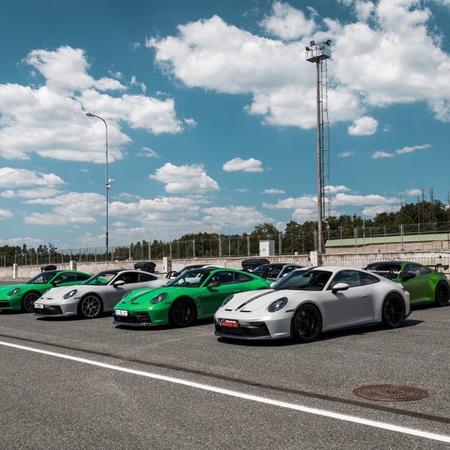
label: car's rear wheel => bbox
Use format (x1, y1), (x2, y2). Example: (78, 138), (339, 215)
(22, 292), (40, 313)
(435, 281), (449, 307)
(78, 294), (103, 319)
(292, 304), (322, 342)
(169, 298), (196, 327)
(382, 294), (405, 328)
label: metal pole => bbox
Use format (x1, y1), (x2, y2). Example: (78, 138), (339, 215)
(247, 235), (250, 256)
(86, 113), (109, 262)
(315, 61), (323, 263)
(218, 235), (222, 258)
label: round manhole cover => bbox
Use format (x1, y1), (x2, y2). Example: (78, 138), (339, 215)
(353, 384), (428, 402)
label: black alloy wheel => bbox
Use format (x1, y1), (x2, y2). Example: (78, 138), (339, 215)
(435, 282), (450, 307)
(169, 299), (196, 327)
(292, 304), (322, 342)
(79, 295), (103, 319)
(382, 294), (405, 328)
(22, 292), (40, 313)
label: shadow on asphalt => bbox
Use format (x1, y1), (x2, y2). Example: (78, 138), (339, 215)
(35, 311), (114, 321)
(115, 317), (214, 332)
(217, 319), (424, 347)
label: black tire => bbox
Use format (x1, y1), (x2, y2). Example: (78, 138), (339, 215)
(78, 294), (103, 319)
(382, 293), (405, 328)
(292, 304), (322, 342)
(169, 298), (197, 327)
(22, 292), (40, 313)
(435, 281), (449, 307)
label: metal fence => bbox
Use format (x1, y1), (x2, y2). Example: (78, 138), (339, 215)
(2, 220), (450, 266)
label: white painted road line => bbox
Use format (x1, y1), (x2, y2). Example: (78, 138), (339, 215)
(1, 339), (450, 444)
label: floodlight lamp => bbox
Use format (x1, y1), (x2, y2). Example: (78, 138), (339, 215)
(310, 40), (315, 46)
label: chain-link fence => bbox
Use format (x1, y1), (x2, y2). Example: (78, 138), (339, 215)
(2, 220), (450, 266)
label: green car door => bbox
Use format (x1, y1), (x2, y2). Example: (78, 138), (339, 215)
(401, 263), (432, 303)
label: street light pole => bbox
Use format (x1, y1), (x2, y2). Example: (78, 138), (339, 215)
(86, 112), (110, 260)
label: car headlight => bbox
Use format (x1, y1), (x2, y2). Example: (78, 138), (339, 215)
(63, 289), (77, 299)
(268, 297), (288, 312)
(7, 288), (20, 296)
(221, 295), (234, 307)
(151, 292), (167, 304)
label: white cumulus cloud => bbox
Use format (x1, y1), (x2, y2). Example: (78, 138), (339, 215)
(348, 116), (378, 136)
(150, 163), (219, 193)
(223, 157), (264, 172)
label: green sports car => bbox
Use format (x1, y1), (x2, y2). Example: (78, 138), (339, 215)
(365, 261), (449, 307)
(0, 269), (91, 313)
(113, 267), (272, 327)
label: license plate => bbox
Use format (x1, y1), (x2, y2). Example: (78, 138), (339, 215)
(220, 319), (239, 328)
(35, 303), (44, 309)
(115, 310), (128, 317)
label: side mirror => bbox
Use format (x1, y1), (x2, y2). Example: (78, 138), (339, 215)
(332, 282), (350, 293)
(270, 282), (276, 289)
(207, 280), (220, 289)
(52, 280), (60, 287)
(399, 271), (416, 281)
(113, 280), (126, 287)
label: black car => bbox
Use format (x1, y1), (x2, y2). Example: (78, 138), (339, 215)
(241, 258), (270, 272)
(252, 263), (303, 281)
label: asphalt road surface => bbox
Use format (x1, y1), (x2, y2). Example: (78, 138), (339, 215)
(0, 302), (449, 449)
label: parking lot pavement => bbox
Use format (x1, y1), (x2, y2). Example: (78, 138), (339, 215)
(0, 306), (449, 449)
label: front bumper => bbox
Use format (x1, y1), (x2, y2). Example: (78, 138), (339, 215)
(113, 312), (152, 327)
(34, 299), (78, 317)
(0, 297), (21, 311)
(214, 313), (292, 340)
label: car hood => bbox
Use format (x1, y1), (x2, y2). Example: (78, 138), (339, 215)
(116, 287), (162, 307)
(221, 289), (313, 313)
(39, 285), (102, 300)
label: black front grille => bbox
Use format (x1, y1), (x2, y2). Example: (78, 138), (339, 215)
(35, 305), (63, 315)
(0, 301), (10, 308)
(215, 321), (270, 338)
(114, 313), (151, 324)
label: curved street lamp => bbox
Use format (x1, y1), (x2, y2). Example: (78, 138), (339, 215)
(86, 112), (110, 260)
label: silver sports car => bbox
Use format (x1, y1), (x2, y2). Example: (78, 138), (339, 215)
(214, 266), (411, 342)
(34, 269), (167, 319)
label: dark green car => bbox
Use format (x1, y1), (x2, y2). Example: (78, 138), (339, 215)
(0, 270), (91, 312)
(365, 261), (449, 306)
(113, 267), (271, 327)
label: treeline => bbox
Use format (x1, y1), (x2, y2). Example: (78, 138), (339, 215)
(2, 200), (450, 265)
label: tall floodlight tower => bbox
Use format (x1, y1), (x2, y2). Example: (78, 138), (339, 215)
(305, 40), (331, 264)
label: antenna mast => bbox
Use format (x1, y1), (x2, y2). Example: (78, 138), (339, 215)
(306, 39), (331, 264)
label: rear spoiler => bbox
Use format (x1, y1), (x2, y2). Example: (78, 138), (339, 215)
(425, 263), (449, 272)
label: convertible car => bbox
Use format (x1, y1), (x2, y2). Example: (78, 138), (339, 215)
(214, 267), (410, 342)
(113, 267), (271, 327)
(34, 269), (166, 319)
(365, 261), (449, 306)
(0, 268), (91, 313)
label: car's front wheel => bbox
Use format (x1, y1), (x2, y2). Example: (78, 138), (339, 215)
(22, 292), (40, 313)
(382, 293), (405, 328)
(169, 298), (196, 327)
(78, 294), (103, 319)
(435, 281), (449, 307)
(292, 304), (322, 342)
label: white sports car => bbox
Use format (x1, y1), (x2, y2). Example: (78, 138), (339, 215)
(34, 269), (167, 319)
(214, 266), (411, 342)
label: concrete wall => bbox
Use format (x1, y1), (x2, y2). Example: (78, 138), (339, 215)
(326, 239), (450, 254)
(2, 251), (450, 279)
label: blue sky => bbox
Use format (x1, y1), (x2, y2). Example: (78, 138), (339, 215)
(0, 0), (449, 248)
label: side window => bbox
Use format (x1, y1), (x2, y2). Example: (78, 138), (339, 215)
(267, 266), (283, 279)
(138, 273), (157, 282)
(234, 272), (252, 283)
(329, 270), (361, 289)
(404, 264), (422, 277)
(359, 272), (380, 286)
(212, 271), (235, 284)
(116, 272), (140, 284)
(76, 273), (91, 281)
(54, 272), (78, 283)
(418, 265), (431, 276)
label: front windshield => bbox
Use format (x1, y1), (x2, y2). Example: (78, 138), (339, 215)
(83, 271), (116, 285)
(167, 269), (210, 287)
(274, 270), (332, 291)
(27, 271), (56, 284)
